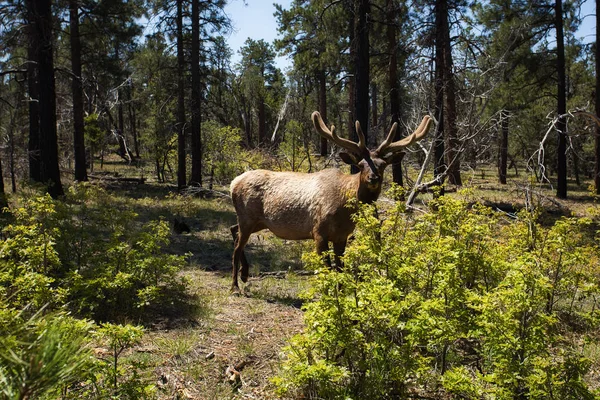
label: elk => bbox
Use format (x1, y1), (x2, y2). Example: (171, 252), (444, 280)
(229, 111), (432, 292)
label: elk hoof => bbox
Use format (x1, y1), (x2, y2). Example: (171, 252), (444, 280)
(230, 285), (241, 295)
(241, 271), (249, 283)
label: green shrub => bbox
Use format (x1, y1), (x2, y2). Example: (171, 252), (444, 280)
(275, 192), (600, 399)
(0, 185), (189, 322)
(0, 311), (95, 400)
(0, 185), (191, 398)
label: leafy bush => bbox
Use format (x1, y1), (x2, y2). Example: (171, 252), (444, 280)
(1, 185), (189, 322)
(275, 192), (600, 399)
(0, 185), (192, 398)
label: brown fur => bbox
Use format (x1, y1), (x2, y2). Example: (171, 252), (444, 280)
(229, 112), (432, 292)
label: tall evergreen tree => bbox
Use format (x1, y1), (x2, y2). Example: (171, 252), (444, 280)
(555, 0), (568, 198)
(27, 0), (63, 197)
(25, 0), (40, 182)
(0, 153), (6, 209)
(70, 0), (87, 182)
(189, 0), (202, 186)
(176, 0), (186, 189)
(596, 0), (600, 195)
(353, 0), (370, 147)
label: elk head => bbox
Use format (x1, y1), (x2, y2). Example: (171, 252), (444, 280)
(311, 111), (432, 198)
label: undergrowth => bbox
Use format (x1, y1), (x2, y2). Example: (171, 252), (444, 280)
(0, 184), (192, 398)
(274, 189), (600, 399)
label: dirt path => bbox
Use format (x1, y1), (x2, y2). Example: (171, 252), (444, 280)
(143, 270), (305, 399)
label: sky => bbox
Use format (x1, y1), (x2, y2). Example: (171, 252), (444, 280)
(224, 0), (293, 71)
(225, 0), (597, 73)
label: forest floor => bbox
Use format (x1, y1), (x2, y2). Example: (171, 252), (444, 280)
(92, 175), (314, 399)
(90, 162), (600, 399)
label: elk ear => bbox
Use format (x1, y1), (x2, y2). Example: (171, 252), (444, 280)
(339, 152), (361, 166)
(383, 151), (406, 165)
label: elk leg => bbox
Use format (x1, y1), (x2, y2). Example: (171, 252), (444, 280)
(230, 224), (250, 279)
(332, 240), (347, 271)
(314, 234), (331, 267)
(231, 226), (251, 292)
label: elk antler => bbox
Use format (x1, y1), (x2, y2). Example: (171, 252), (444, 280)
(312, 111), (367, 155)
(375, 115), (433, 155)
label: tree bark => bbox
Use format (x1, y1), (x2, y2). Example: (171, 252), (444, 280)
(0, 153), (6, 209)
(70, 0), (87, 182)
(176, 0), (186, 189)
(26, 0), (40, 182)
(441, 0), (461, 186)
(556, 0), (567, 199)
(347, 1), (355, 157)
(353, 0), (370, 146)
(387, 0), (403, 186)
(318, 68), (328, 156)
(498, 110), (509, 184)
(127, 84), (139, 158)
(595, 0), (600, 194)
(258, 97), (266, 146)
(35, 0), (63, 197)
(189, 0), (202, 186)
(433, 0), (446, 186)
(371, 83), (378, 138)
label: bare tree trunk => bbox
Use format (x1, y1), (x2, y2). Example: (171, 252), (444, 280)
(442, 0), (461, 186)
(189, 0), (202, 186)
(176, 0), (186, 189)
(127, 85), (139, 158)
(595, 0), (600, 194)
(70, 0), (87, 182)
(433, 0), (446, 189)
(0, 152), (6, 209)
(258, 97), (266, 146)
(318, 68), (328, 156)
(498, 110), (509, 184)
(556, 0), (567, 199)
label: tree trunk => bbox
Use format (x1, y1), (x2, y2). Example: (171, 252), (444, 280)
(258, 97), (266, 146)
(189, 0), (202, 186)
(595, 0), (600, 194)
(433, 0), (446, 186)
(555, 0), (567, 199)
(371, 83), (377, 143)
(353, 0), (370, 145)
(347, 0), (355, 165)
(127, 85), (139, 158)
(114, 45), (129, 162)
(26, 0), (40, 182)
(318, 68), (328, 156)
(0, 153), (6, 209)
(498, 110), (509, 184)
(442, 0), (461, 186)
(387, 0), (403, 186)
(35, 0), (63, 197)
(176, 0), (186, 189)
(70, 0), (87, 182)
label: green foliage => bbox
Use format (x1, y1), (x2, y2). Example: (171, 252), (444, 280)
(93, 323), (154, 398)
(0, 311), (95, 400)
(1, 185), (189, 322)
(275, 192), (600, 399)
(277, 120), (311, 172)
(202, 121), (247, 183)
(0, 186), (192, 398)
